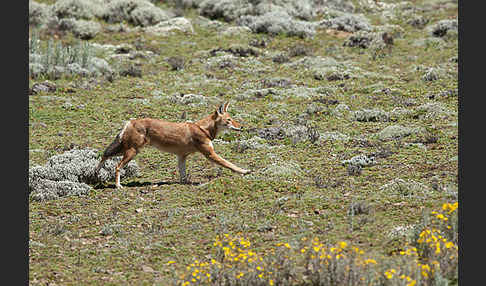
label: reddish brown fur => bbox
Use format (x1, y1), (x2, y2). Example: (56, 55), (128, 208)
(96, 102), (250, 188)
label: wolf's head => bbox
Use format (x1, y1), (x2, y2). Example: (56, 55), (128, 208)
(213, 102), (243, 131)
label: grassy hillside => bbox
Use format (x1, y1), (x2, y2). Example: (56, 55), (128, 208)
(29, 0), (458, 285)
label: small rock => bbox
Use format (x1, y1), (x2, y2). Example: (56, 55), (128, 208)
(332, 103), (351, 116)
(376, 125), (416, 141)
(119, 65), (142, 78)
(428, 19), (458, 37)
(221, 26), (251, 36)
(422, 67), (441, 81)
(144, 17), (194, 36)
(168, 93), (218, 106)
(142, 265), (154, 273)
(347, 164), (362, 176)
(233, 136), (271, 153)
(257, 127), (285, 140)
(319, 131), (350, 142)
(261, 161), (303, 178)
(380, 178), (431, 198)
(29, 240), (46, 248)
(407, 15), (429, 28)
(341, 154), (376, 168)
(31, 81), (56, 94)
(261, 77), (293, 88)
(353, 108), (390, 122)
(415, 102), (453, 119)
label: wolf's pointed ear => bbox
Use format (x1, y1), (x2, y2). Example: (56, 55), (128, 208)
(217, 103), (225, 115)
(223, 102), (230, 113)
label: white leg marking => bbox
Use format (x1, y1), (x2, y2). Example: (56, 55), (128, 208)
(116, 171), (123, 189)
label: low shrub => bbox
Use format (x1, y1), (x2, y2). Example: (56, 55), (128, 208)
(29, 29), (113, 79)
(102, 0), (171, 26)
(29, 0), (51, 27)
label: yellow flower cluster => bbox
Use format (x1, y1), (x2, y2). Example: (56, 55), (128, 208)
(384, 268), (396, 279)
(399, 247), (418, 257)
(418, 228), (457, 253)
(416, 261), (441, 278)
(399, 274), (416, 286)
(283, 238), (353, 262)
(431, 202), (458, 229)
(395, 201), (458, 282)
(208, 234), (273, 284)
(303, 238), (382, 272)
(178, 259), (214, 285)
(416, 202), (458, 260)
(442, 202), (458, 213)
(384, 267), (419, 286)
(174, 202), (457, 286)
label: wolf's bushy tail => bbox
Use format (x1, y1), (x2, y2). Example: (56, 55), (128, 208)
(94, 135), (122, 175)
(103, 134), (123, 158)
(103, 120), (131, 158)
(95, 121), (130, 174)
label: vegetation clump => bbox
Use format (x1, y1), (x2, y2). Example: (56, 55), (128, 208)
(171, 202), (458, 285)
(29, 148), (139, 201)
(29, 29), (113, 79)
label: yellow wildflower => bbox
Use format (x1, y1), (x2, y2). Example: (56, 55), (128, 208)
(445, 241), (455, 249)
(407, 280), (416, 286)
(384, 269), (396, 279)
(364, 258), (377, 264)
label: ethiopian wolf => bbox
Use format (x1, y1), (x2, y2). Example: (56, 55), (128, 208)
(95, 102), (251, 188)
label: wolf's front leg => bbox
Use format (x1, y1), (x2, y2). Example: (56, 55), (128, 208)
(197, 142), (251, 174)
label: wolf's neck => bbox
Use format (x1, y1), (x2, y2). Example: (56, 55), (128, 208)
(195, 115), (219, 140)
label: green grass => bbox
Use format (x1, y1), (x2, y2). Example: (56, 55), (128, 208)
(29, 1), (458, 285)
